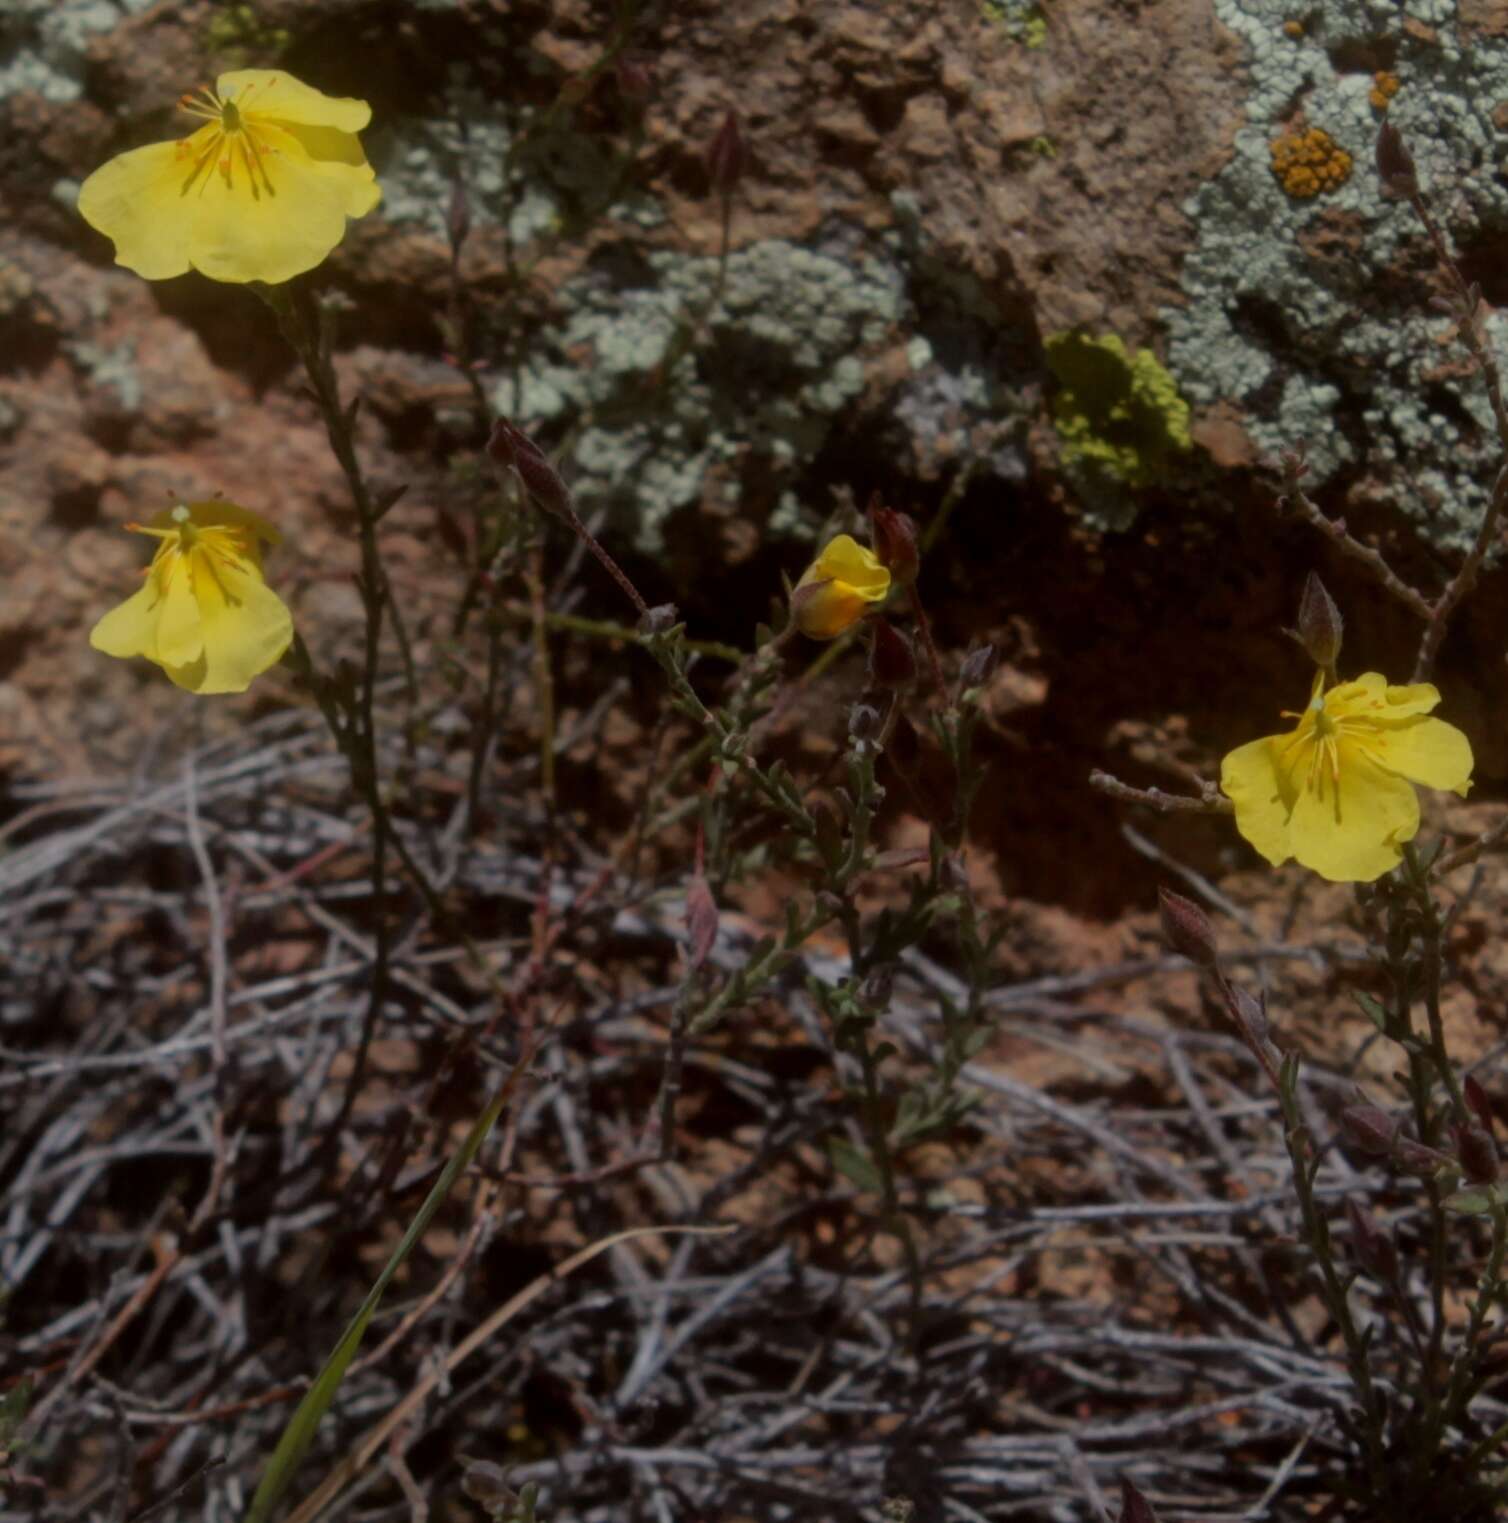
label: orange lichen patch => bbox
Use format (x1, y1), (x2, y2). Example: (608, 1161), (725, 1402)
(1269, 126), (1352, 199)
(1370, 70), (1401, 112)
(1282, 18), (1304, 37)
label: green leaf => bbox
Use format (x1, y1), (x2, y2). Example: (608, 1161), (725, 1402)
(244, 1057), (530, 1523)
(0, 1377), (30, 1440)
(1446, 1188), (1499, 1216)
(961, 1027), (991, 1060)
(828, 1135), (883, 1193)
(1353, 992), (1388, 1033)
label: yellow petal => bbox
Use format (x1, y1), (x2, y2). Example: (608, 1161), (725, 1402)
(1221, 734), (1295, 867)
(1363, 715), (1474, 797)
(218, 69), (372, 132)
(78, 140), (198, 279)
(155, 562), (204, 668)
(192, 567), (294, 694)
(258, 121), (380, 214)
(185, 143), (374, 284)
(90, 581), (162, 660)
(1331, 672), (1440, 722)
(1289, 750), (1419, 882)
(808, 534), (890, 600)
(791, 577), (866, 640)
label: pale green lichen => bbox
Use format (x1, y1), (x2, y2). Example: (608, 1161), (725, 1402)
(0, 0), (152, 105)
(491, 239), (907, 551)
(65, 339), (141, 412)
(1166, 0), (1508, 553)
(1046, 332), (1192, 527)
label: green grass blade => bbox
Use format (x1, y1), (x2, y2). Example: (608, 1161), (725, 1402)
(244, 1058), (527, 1523)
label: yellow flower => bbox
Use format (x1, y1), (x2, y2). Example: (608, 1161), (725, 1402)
(1221, 671), (1473, 882)
(90, 501), (294, 694)
(77, 70), (380, 285)
(790, 534), (891, 640)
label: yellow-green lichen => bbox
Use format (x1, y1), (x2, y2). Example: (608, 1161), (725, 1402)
(204, 3), (291, 66)
(1046, 332), (1191, 524)
(981, 0), (1047, 47)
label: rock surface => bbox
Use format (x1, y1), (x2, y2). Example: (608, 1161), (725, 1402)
(1, 0), (1505, 889)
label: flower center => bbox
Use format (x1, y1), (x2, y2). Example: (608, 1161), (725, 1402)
(174, 82), (277, 199)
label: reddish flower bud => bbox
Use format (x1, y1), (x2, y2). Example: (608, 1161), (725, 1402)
(1376, 119), (1418, 199)
(1394, 1135), (1454, 1176)
(1158, 888), (1219, 970)
(1340, 1104), (1399, 1156)
(706, 109), (745, 194)
(1456, 1121), (1500, 1185)
(487, 419), (573, 521)
(447, 179), (471, 257)
(888, 712), (922, 773)
(868, 498), (920, 588)
(1345, 1197), (1399, 1282)
(1220, 980), (1270, 1046)
(685, 872), (718, 970)
(868, 618), (917, 689)
(1118, 1478), (1160, 1523)
(615, 52), (655, 104)
(1296, 570), (1343, 669)
(1465, 1074), (1495, 1135)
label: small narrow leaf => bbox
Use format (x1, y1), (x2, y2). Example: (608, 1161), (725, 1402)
(828, 1136), (883, 1193)
(685, 873), (718, 970)
(1353, 992), (1388, 1033)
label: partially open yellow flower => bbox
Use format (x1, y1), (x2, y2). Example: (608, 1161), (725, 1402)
(790, 534), (891, 640)
(77, 70), (380, 285)
(1221, 670), (1473, 882)
(90, 501), (294, 695)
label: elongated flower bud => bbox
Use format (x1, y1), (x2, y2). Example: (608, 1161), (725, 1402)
(1296, 571), (1343, 670)
(1345, 1197), (1398, 1282)
(1456, 1121), (1500, 1185)
(706, 109), (745, 194)
(447, 179), (471, 257)
(1376, 119), (1418, 199)
(868, 618), (917, 689)
(1158, 888), (1219, 969)
(1119, 1478), (1160, 1523)
(615, 52), (655, 104)
(487, 418), (573, 521)
(1340, 1104), (1398, 1156)
(868, 499), (920, 588)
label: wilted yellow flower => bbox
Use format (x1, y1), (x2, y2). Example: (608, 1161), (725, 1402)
(790, 534), (891, 640)
(1221, 670), (1473, 883)
(77, 70), (380, 285)
(90, 501), (294, 695)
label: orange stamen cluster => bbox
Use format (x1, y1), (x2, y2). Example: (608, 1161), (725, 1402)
(172, 80), (277, 199)
(127, 511), (256, 605)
